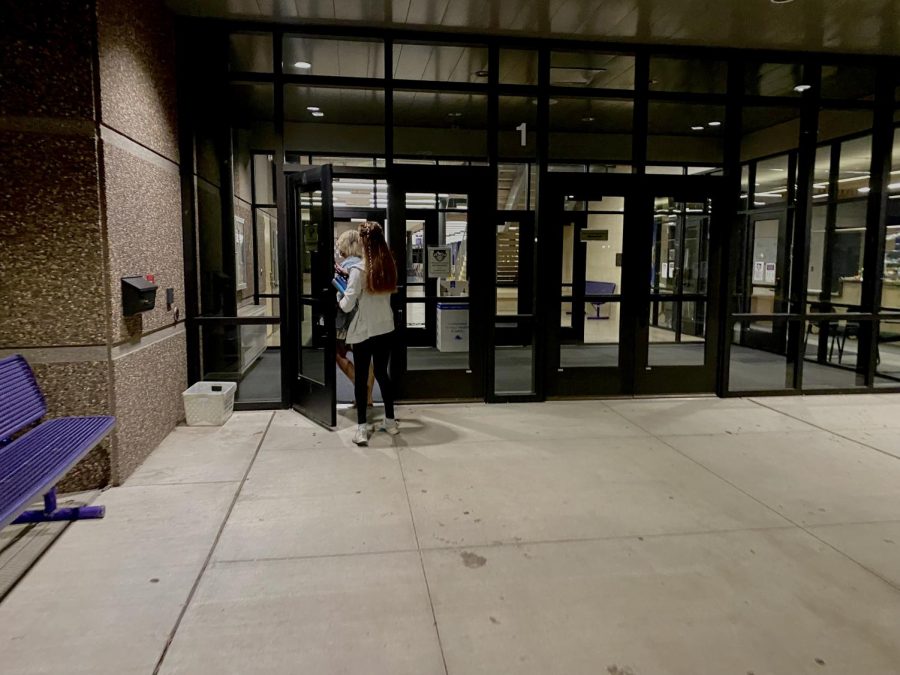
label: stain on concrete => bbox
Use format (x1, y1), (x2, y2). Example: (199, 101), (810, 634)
(607, 665), (635, 675)
(461, 551), (487, 568)
(489, 616), (500, 624)
(815, 658), (826, 666)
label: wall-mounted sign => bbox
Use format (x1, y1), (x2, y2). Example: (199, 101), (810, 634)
(428, 245), (451, 278)
(580, 229), (609, 242)
(764, 262), (776, 283)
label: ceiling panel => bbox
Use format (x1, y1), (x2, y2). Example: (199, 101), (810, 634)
(165, 0), (900, 56)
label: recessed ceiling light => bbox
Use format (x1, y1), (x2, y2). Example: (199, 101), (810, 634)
(793, 84), (811, 93)
(529, 98), (559, 106)
(294, 61), (312, 69)
(707, 121), (722, 127)
(306, 106), (320, 111)
(581, 116), (595, 122)
(474, 69), (489, 77)
(691, 126), (704, 131)
(858, 187), (870, 193)
(311, 111), (325, 117)
(889, 182), (900, 190)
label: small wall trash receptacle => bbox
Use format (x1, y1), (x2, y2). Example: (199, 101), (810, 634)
(182, 381), (237, 426)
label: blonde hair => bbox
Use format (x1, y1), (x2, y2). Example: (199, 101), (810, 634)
(336, 229), (362, 258)
(359, 221), (397, 294)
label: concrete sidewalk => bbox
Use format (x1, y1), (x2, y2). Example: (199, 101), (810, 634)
(2, 395), (900, 674)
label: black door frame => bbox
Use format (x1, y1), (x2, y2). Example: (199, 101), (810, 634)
(388, 165), (493, 401)
(541, 172), (727, 398)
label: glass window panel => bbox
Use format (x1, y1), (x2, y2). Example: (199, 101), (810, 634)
(807, 205), (828, 296)
(560, 302), (620, 367)
(729, 318), (795, 392)
(393, 91), (487, 159)
(650, 57), (726, 94)
(283, 35), (384, 78)
(741, 107), (801, 163)
(802, 316), (869, 390)
(499, 96), (537, 159)
(884, 138), (900, 302)
(393, 43), (487, 83)
(255, 207), (279, 296)
(229, 32), (273, 73)
(284, 85), (384, 155)
(744, 62), (805, 97)
(550, 51), (635, 90)
(829, 201), (867, 302)
(754, 154), (791, 207)
(201, 324), (282, 403)
(819, 109), (874, 144)
(585, 213), (623, 293)
(498, 163), (534, 211)
(836, 135), (873, 196)
(740, 165), (750, 210)
(499, 49), (538, 85)
(300, 189), (322, 296)
(300, 304), (326, 385)
(310, 155), (378, 167)
(253, 154), (275, 204)
(648, 102), (725, 165)
(648, 301), (706, 366)
(812, 145), (832, 202)
(747, 218), (784, 313)
(875, 318), (900, 387)
(821, 65), (877, 101)
(494, 341), (535, 395)
(550, 98), (633, 162)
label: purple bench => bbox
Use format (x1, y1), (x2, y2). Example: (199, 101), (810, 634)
(0, 355), (114, 530)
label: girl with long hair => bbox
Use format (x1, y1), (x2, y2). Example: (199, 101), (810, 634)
(333, 230), (374, 407)
(337, 221), (399, 445)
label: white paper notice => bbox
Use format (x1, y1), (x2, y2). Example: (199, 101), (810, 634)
(764, 262), (776, 283)
(428, 245), (452, 278)
(753, 261), (765, 282)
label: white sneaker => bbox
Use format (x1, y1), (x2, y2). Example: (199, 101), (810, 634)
(353, 424), (369, 446)
(380, 418), (400, 435)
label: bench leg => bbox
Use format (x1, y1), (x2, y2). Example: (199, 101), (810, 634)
(11, 489), (105, 525)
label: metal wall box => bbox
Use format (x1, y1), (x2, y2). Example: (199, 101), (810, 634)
(121, 276), (158, 316)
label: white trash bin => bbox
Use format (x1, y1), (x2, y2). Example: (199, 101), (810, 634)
(182, 381), (237, 426)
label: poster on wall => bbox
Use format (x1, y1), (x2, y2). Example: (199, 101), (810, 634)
(428, 245), (452, 278)
(753, 261), (765, 282)
(764, 262), (776, 283)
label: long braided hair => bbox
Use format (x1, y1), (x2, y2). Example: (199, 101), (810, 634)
(359, 221), (397, 294)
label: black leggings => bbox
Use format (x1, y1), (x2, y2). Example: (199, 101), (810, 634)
(352, 332), (394, 424)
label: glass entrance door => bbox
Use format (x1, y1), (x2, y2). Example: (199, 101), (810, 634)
(286, 166), (337, 426)
(544, 173), (724, 397)
(388, 166), (493, 401)
(635, 177), (724, 394)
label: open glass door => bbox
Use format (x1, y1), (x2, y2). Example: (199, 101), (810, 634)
(286, 166), (336, 426)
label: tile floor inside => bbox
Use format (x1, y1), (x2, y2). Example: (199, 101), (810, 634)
(1, 396), (900, 674)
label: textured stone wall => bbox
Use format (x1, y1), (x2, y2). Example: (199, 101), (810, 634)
(0, 0), (186, 490)
(96, 0), (186, 484)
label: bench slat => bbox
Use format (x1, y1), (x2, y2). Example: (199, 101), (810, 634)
(0, 416), (114, 530)
(0, 355), (47, 440)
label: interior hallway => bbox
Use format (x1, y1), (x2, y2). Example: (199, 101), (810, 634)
(2, 396), (900, 674)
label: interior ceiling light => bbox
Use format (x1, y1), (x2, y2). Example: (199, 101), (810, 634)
(294, 61), (312, 69)
(691, 125), (704, 131)
(582, 116), (596, 122)
(474, 69), (489, 77)
(889, 182), (900, 190)
(306, 106), (320, 111)
(448, 112), (463, 118)
(793, 84), (812, 93)
(311, 111), (325, 117)
(771, 0), (795, 4)
(858, 187), (871, 193)
(707, 121), (722, 127)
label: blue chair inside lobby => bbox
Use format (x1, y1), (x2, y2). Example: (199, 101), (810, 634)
(584, 281), (617, 319)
